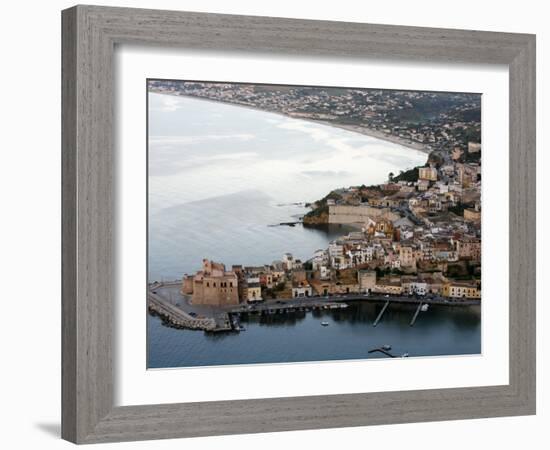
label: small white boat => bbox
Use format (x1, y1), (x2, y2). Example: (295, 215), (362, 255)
(382, 344), (392, 351)
(401, 352), (410, 358)
(421, 304), (429, 312)
(321, 321), (329, 326)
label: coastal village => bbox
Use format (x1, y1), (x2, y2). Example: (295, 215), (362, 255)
(179, 143), (481, 309)
(147, 80), (482, 332)
(148, 80), (481, 157)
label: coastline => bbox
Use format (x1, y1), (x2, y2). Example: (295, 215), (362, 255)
(311, 120), (431, 154)
(149, 280), (480, 333)
(149, 89), (432, 156)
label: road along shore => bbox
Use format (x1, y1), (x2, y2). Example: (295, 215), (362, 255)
(148, 281), (480, 332)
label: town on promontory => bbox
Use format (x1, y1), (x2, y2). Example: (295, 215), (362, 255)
(147, 80), (482, 368)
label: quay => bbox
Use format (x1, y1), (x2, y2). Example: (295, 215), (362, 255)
(148, 281), (480, 332)
(148, 288), (220, 331)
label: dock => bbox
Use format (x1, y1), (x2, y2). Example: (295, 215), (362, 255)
(373, 300), (390, 327)
(409, 301), (424, 327)
(368, 347), (396, 358)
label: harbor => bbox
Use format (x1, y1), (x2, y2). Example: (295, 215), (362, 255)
(146, 87), (482, 369)
(148, 280), (480, 333)
(147, 287), (481, 368)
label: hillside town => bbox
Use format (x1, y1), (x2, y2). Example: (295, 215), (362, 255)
(181, 142), (482, 307)
(147, 79), (483, 365)
(151, 80), (483, 308)
(148, 80), (481, 157)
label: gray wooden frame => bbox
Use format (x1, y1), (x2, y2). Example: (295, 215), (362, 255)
(62, 4), (536, 444)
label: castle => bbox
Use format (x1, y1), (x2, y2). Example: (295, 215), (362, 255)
(181, 259), (239, 306)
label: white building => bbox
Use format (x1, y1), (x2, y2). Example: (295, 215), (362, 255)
(320, 265), (331, 280)
(292, 282), (313, 298)
(282, 253), (297, 270)
(328, 242), (345, 268)
(311, 249), (328, 271)
(346, 245), (374, 267)
(407, 281), (427, 296)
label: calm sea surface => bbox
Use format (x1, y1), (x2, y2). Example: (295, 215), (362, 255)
(147, 92), (480, 368)
(148, 303), (481, 368)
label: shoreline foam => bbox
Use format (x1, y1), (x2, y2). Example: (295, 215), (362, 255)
(149, 89), (432, 156)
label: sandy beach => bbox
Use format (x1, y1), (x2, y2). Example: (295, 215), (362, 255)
(149, 89), (432, 157)
(311, 120), (431, 154)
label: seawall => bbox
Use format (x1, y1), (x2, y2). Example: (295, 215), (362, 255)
(328, 205), (400, 224)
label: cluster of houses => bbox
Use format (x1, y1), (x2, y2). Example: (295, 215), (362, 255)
(149, 81), (481, 157)
(181, 142), (481, 307)
(181, 244), (480, 308)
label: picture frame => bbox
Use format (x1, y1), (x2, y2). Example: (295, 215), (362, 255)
(61, 4), (536, 444)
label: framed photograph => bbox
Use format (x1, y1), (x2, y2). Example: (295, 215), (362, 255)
(62, 5), (536, 444)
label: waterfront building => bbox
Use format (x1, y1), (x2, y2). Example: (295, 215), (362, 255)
(181, 276), (194, 295)
(373, 277), (403, 295)
(332, 280), (360, 295)
(422, 273), (446, 295)
(292, 281), (312, 298)
(309, 278), (331, 296)
(402, 276), (428, 296)
(442, 281), (481, 299)
(183, 259), (239, 306)
(358, 270), (376, 293)
(246, 281), (262, 302)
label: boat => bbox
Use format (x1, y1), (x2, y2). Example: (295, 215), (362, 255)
(421, 304), (429, 312)
(382, 344), (392, 351)
(321, 321), (329, 326)
(401, 352), (409, 358)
